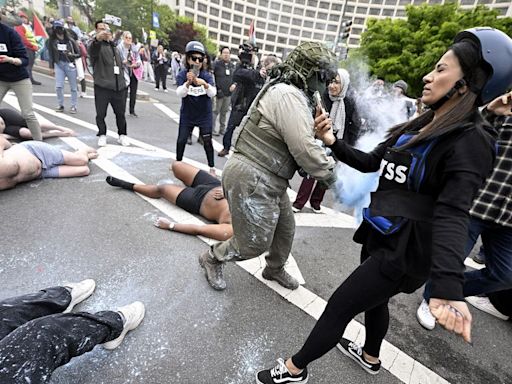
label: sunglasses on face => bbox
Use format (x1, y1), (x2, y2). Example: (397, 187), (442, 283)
(190, 56), (204, 62)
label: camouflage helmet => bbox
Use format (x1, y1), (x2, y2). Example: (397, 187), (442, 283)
(284, 42), (338, 83)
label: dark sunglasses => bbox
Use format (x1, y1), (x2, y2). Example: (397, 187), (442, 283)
(190, 55), (204, 62)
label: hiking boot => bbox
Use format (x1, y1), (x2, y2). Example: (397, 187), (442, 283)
(256, 358), (308, 384)
(103, 301), (145, 350)
(466, 296), (509, 321)
(198, 250), (226, 291)
(63, 279), (96, 313)
(416, 299), (436, 330)
(218, 148), (229, 157)
(262, 267), (299, 290)
(337, 338), (381, 375)
(98, 135), (107, 147)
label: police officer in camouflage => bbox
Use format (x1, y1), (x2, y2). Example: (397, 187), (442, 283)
(199, 42), (339, 291)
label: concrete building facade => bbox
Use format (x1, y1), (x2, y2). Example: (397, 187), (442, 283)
(161, 0), (511, 55)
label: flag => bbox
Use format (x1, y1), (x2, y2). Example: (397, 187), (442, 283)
(152, 12), (160, 29)
(248, 19), (256, 45)
(32, 13), (48, 39)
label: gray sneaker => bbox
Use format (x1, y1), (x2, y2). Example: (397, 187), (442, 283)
(199, 250), (226, 291)
(262, 266), (299, 290)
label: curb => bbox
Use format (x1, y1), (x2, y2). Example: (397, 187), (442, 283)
(33, 61), (150, 101)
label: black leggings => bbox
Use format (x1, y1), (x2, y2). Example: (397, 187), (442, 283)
(292, 250), (415, 369)
(176, 121), (214, 167)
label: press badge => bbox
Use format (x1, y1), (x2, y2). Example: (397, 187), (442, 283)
(114, 65), (120, 75)
(0, 44), (8, 53)
(225, 69), (230, 75)
(57, 44), (67, 51)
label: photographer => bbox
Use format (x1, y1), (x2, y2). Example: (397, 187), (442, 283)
(175, 41), (217, 175)
(46, 20), (81, 114)
(218, 41), (265, 157)
(88, 20), (129, 147)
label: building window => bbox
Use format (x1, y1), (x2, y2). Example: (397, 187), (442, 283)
(345, 5), (355, 13)
(306, 10), (315, 17)
(313, 32), (323, 40)
(429, 0), (443, 3)
(256, 20), (265, 28)
(185, 11), (194, 19)
(304, 20), (314, 28)
(301, 30), (311, 38)
(210, 0), (219, 3)
(399, 0), (410, 4)
(268, 23), (277, 32)
(356, 6), (367, 14)
(256, 31), (264, 39)
(327, 24), (337, 32)
(234, 15), (243, 23)
(233, 26), (242, 35)
(278, 36), (287, 44)
(369, 8), (380, 15)
(209, 19), (219, 28)
(210, 7), (219, 16)
(281, 15), (291, 23)
(289, 38), (298, 46)
(384, 0), (396, 4)
(329, 14), (339, 21)
(295, 0), (305, 4)
(258, 9), (267, 18)
(315, 22), (325, 30)
(198, 3), (207, 12)
(270, 1), (280, 10)
(209, 31), (218, 40)
(259, 0), (268, 6)
(246, 6), (255, 15)
(396, 9), (406, 16)
(382, 9), (393, 16)
(221, 34), (229, 42)
(318, 11), (327, 19)
(294, 7), (303, 15)
(371, 0), (384, 3)
(307, 0), (317, 7)
(290, 28), (300, 35)
(348, 37), (359, 45)
(319, 1), (329, 9)
(269, 12), (279, 21)
(185, 0), (194, 8)
(279, 26), (288, 34)
(266, 44), (275, 52)
(222, 0), (232, 8)
(266, 34), (276, 42)
(221, 22), (231, 31)
(221, 11), (231, 19)
(292, 18), (301, 26)
(332, 3), (342, 11)
(234, 3), (244, 12)
(282, 5), (292, 13)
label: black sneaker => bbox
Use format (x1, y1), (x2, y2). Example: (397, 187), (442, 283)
(337, 338), (380, 375)
(55, 106), (64, 113)
(256, 358), (308, 384)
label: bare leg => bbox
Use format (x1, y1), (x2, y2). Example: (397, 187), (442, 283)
(171, 161), (201, 187)
(134, 184), (185, 204)
(18, 128), (75, 140)
(39, 123), (76, 136)
(57, 165), (90, 178)
(62, 147), (98, 166)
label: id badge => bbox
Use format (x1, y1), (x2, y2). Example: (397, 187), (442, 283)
(0, 43), (7, 53)
(57, 44), (67, 51)
(114, 65), (120, 75)
(225, 69), (230, 76)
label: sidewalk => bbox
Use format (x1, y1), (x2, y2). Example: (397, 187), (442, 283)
(33, 59), (150, 101)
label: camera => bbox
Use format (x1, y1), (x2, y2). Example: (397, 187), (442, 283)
(239, 42), (258, 65)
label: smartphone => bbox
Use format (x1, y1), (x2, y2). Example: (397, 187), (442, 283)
(190, 64), (200, 77)
(313, 91), (327, 115)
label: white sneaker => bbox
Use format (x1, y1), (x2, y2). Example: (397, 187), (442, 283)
(164, 89), (168, 93)
(118, 134), (130, 146)
(416, 299), (436, 330)
(466, 296), (509, 321)
(103, 301), (145, 350)
(63, 279), (96, 313)
(80, 91), (87, 98)
(98, 135), (107, 147)
(291, 206), (301, 213)
(154, 87), (159, 91)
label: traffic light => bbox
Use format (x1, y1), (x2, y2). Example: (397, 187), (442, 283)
(339, 20), (352, 41)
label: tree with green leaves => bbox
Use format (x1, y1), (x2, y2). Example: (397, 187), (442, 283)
(358, 4), (512, 97)
(168, 16), (217, 54)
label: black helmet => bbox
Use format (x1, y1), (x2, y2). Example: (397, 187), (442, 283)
(454, 27), (512, 105)
(185, 41), (205, 55)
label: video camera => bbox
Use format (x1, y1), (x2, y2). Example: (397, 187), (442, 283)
(239, 42), (258, 65)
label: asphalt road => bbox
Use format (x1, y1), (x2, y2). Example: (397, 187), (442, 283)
(0, 72), (510, 384)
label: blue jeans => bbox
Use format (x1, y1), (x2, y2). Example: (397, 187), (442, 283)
(424, 217), (512, 300)
(55, 61), (77, 108)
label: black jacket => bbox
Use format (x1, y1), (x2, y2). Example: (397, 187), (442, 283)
(0, 22), (29, 82)
(328, 111), (495, 301)
(88, 39), (126, 91)
(46, 34), (81, 69)
(230, 65), (265, 113)
(213, 59), (236, 98)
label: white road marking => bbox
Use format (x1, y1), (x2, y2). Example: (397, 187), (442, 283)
(13, 92), (449, 384)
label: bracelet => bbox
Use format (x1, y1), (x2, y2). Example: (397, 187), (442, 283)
(168, 222), (175, 231)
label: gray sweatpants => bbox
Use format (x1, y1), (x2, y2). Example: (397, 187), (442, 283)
(0, 78), (42, 141)
(211, 155), (294, 270)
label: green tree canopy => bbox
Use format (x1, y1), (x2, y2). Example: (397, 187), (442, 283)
(359, 4), (512, 97)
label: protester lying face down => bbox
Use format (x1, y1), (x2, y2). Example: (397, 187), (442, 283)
(255, 28), (512, 384)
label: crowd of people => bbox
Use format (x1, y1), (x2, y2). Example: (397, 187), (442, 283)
(1, 5), (512, 384)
